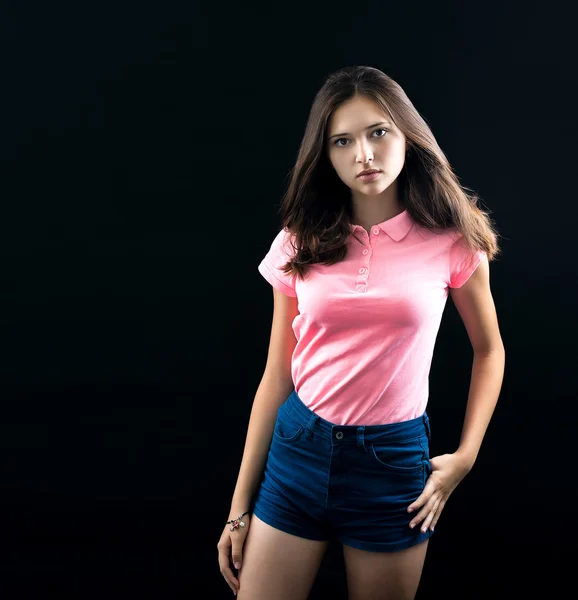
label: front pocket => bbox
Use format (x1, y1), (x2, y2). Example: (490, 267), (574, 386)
(272, 411), (304, 443)
(369, 438), (425, 472)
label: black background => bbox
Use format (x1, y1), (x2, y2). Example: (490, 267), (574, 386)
(1, 1), (576, 598)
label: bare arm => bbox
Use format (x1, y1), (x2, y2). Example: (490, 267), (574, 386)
(450, 256), (506, 468)
(407, 256), (505, 532)
(229, 287), (299, 515)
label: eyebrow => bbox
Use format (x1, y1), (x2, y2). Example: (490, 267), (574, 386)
(328, 121), (392, 140)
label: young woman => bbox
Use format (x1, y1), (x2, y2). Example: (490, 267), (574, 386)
(217, 65), (505, 600)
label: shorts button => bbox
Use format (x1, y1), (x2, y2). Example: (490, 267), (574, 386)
(335, 431), (344, 440)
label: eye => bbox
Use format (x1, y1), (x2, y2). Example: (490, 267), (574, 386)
(373, 127), (389, 138)
(333, 127), (389, 147)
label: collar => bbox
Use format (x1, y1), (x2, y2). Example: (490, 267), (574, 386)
(378, 209), (414, 241)
(350, 209), (414, 242)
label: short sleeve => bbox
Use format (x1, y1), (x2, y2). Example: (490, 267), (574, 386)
(258, 228), (297, 297)
(448, 235), (487, 288)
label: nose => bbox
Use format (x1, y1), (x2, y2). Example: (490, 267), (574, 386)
(356, 139), (374, 163)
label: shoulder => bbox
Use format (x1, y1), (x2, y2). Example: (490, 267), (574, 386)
(269, 227), (297, 254)
(411, 222), (462, 249)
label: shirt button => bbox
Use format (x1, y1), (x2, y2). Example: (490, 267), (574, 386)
(335, 431), (344, 440)
(372, 228), (379, 235)
(362, 249), (369, 255)
(359, 268), (366, 274)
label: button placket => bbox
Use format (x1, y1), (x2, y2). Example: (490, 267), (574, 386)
(355, 235), (374, 293)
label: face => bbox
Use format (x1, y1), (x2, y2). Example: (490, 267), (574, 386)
(326, 95), (407, 200)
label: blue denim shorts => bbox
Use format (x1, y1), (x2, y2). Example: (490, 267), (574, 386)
(252, 390), (434, 552)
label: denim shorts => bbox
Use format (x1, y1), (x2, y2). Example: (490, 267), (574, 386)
(251, 390), (434, 552)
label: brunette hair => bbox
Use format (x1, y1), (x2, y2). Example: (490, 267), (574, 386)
(276, 65), (501, 280)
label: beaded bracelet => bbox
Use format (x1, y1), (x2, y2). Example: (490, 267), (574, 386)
(226, 511), (250, 531)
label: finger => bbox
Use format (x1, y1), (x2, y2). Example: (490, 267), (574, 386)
(231, 540), (244, 571)
(407, 478), (437, 513)
(219, 562), (239, 594)
(219, 561), (239, 587)
(420, 498), (441, 532)
(407, 491), (428, 514)
(218, 548), (239, 591)
(410, 494), (439, 528)
(431, 499), (446, 530)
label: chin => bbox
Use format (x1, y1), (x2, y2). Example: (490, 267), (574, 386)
(357, 181), (390, 194)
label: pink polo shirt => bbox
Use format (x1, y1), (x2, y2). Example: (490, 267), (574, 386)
(258, 209), (487, 425)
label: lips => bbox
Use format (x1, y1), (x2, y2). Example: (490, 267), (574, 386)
(357, 170), (381, 177)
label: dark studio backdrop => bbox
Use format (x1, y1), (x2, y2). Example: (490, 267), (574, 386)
(0, 1), (576, 598)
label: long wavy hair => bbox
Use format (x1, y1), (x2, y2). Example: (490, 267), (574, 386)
(277, 65), (501, 280)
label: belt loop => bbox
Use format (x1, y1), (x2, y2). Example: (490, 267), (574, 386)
(356, 426), (368, 452)
(422, 413), (431, 440)
(304, 414), (319, 440)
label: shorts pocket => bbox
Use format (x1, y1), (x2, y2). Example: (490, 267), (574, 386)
(272, 408), (304, 443)
(369, 436), (426, 472)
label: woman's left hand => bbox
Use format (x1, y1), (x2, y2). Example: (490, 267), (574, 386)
(407, 452), (472, 532)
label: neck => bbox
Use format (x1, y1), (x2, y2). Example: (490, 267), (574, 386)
(350, 179), (403, 229)
(350, 198), (403, 230)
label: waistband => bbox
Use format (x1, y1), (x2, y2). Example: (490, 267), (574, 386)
(283, 389), (431, 444)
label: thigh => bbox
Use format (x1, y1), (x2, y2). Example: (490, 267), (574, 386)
(237, 514), (329, 600)
(343, 538), (429, 600)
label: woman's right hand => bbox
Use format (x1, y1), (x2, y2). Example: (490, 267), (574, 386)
(217, 513), (251, 596)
